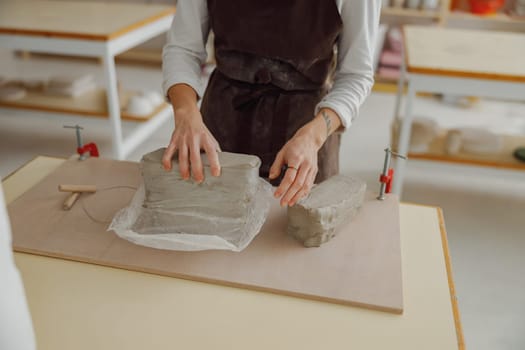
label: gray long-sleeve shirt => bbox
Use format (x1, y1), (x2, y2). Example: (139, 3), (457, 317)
(162, 0), (381, 130)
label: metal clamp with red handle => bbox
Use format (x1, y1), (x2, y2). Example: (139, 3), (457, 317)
(379, 168), (394, 195)
(377, 148), (407, 201)
(77, 142), (99, 158)
(64, 125), (99, 160)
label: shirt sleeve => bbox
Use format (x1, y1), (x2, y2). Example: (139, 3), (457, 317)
(315, 0), (381, 130)
(162, 0), (210, 99)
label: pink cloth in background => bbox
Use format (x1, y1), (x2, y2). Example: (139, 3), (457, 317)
(377, 66), (401, 80)
(380, 50), (402, 67)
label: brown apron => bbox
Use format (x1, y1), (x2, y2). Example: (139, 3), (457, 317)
(201, 0), (343, 183)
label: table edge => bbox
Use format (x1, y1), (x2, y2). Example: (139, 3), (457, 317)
(437, 207), (465, 350)
(407, 67), (525, 84)
(0, 7), (175, 42)
(2, 154), (44, 182)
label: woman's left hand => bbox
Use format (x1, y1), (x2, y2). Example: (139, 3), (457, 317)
(269, 124), (323, 207)
(269, 108), (342, 206)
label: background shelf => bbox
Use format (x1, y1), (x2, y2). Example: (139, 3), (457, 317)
(401, 132), (525, 171)
(382, 7), (442, 20)
(0, 87), (168, 122)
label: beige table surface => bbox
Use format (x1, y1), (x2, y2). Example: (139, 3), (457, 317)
(0, 1), (175, 40)
(404, 25), (525, 83)
(3, 156), (464, 350)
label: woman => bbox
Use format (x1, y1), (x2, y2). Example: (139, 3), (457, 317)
(162, 0), (380, 206)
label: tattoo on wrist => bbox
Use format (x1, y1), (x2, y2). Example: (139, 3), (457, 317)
(321, 110), (332, 138)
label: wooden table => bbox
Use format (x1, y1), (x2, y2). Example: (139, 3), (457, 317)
(2, 156), (464, 350)
(393, 25), (525, 194)
(0, 1), (176, 159)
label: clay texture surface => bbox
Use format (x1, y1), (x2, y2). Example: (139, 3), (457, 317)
(287, 175), (366, 247)
(128, 148), (271, 250)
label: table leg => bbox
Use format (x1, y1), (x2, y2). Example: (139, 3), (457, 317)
(392, 80), (416, 196)
(393, 48), (406, 122)
(102, 52), (124, 160)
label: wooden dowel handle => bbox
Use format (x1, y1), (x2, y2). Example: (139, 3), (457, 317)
(63, 192), (80, 210)
(58, 184), (97, 193)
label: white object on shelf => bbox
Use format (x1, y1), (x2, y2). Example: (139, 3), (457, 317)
(457, 127), (504, 155)
(48, 74), (94, 90)
(392, 0), (405, 8)
(142, 91), (164, 107)
(126, 95), (154, 116)
(406, 0), (422, 9)
(0, 86), (27, 101)
(445, 129), (462, 155)
(46, 74), (96, 97)
(422, 0), (440, 10)
(409, 117), (440, 153)
(45, 81), (96, 98)
(445, 127), (504, 156)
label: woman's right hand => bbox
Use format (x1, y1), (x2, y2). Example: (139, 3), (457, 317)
(162, 84), (221, 183)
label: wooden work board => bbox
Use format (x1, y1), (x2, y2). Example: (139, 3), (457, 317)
(7, 157), (403, 314)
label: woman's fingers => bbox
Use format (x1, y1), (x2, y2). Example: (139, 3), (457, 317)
(162, 136), (178, 170)
(211, 135), (222, 153)
(274, 165), (299, 200)
(203, 139), (221, 177)
(178, 143), (190, 180)
(289, 168), (316, 206)
(280, 165), (309, 207)
(164, 104), (223, 182)
(269, 151), (285, 180)
(189, 139), (204, 183)
(165, 128), (221, 182)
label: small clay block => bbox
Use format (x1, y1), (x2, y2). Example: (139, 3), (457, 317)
(287, 175), (367, 247)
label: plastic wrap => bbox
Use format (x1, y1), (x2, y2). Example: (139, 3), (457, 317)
(109, 149), (273, 252)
